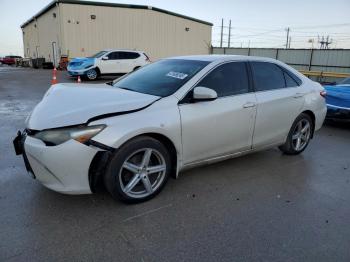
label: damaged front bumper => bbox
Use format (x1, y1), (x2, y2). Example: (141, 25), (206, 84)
(13, 130), (103, 194)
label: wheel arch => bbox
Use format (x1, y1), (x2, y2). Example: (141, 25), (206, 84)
(301, 110), (316, 138)
(88, 132), (179, 192)
(94, 66), (101, 75)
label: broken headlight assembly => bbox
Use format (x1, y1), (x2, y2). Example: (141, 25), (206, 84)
(33, 124), (106, 146)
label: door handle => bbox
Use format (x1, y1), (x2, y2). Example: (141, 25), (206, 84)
(243, 102), (256, 108)
(294, 93), (306, 98)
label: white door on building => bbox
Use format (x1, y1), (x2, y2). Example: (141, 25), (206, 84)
(52, 42), (58, 67)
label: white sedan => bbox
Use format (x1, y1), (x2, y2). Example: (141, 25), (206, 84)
(14, 55), (327, 203)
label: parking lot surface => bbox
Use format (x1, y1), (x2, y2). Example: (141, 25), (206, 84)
(1, 66), (350, 262)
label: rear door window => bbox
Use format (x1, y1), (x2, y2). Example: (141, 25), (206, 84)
(251, 62), (286, 91)
(284, 72), (299, 87)
(119, 52), (140, 59)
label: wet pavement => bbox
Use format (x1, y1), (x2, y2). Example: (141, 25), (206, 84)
(1, 66), (350, 261)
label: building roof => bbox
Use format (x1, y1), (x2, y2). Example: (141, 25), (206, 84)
(20, 0), (213, 28)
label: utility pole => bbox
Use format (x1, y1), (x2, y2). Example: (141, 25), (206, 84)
(288, 36), (291, 48)
(318, 35), (332, 49)
(228, 19), (231, 48)
(285, 27), (290, 49)
(220, 18), (224, 48)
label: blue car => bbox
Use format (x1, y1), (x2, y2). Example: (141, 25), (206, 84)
(324, 77), (350, 121)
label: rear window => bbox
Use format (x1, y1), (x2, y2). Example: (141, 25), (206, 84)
(113, 59), (209, 97)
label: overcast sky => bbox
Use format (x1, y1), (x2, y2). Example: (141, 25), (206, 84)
(0, 0), (349, 56)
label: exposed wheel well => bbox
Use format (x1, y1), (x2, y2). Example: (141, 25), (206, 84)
(95, 67), (101, 75)
(88, 133), (178, 192)
(301, 110), (316, 138)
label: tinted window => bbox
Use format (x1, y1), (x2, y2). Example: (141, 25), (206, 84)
(284, 72), (299, 87)
(251, 62), (285, 91)
(196, 62), (249, 97)
(107, 52), (119, 60)
(113, 59), (209, 97)
(119, 52), (140, 59)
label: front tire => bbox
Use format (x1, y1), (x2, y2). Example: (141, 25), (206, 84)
(86, 68), (98, 80)
(104, 136), (171, 203)
(279, 113), (313, 155)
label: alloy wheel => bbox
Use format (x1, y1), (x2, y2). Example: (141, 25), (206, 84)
(86, 69), (97, 80)
(291, 118), (311, 151)
(119, 148), (167, 199)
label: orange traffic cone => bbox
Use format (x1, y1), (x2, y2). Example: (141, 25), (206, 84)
(77, 75), (82, 83)
(51, 67), (57, 85)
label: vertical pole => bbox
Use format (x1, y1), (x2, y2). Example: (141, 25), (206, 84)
(308, 49), (314, 71)
(228, 20), (231, 48)
(285, 27), (290, 49)
(220, 18), (224, 48)
(288, 36), (291, 48)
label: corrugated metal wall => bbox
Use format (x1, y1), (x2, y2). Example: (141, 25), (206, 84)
(59, 3), (211, 60)
(22, 3), (212, 63)
(212, 47), (350, 82)
(22, 6), (60, 64)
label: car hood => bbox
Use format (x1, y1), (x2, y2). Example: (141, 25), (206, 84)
(324, 85), (350, 109)
(27, 83), (160, 130)
(69, 57), (95, 67)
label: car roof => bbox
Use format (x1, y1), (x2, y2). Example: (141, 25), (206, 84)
(167, 55), (279, 63)
(102, 49), (145, 53)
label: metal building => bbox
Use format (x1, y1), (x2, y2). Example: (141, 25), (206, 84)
(21, 0), (213, 66)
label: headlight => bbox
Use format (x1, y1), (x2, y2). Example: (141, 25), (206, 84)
(33, 125), (106, 146)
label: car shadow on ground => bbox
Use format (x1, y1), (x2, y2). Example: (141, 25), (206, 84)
(324, 119), (350, 130)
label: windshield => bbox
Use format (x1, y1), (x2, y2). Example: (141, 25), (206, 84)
(339, 77), (350, 85)
(89, 51), (108, 58)
(113, 59), (209, 97)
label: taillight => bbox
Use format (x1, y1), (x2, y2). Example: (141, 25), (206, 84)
(320, 90), (327, 98)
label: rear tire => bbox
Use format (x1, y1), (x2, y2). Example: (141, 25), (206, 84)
(279, 113), (313, 155)
(104, 136), (171, 203)
(86, 68), (98, 80)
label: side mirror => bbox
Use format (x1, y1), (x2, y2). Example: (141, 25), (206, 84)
(101, 56), (109, 61)
(192, 86), (217, 102)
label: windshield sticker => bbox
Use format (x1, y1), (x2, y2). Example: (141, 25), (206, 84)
(166, 71), (188, 80)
